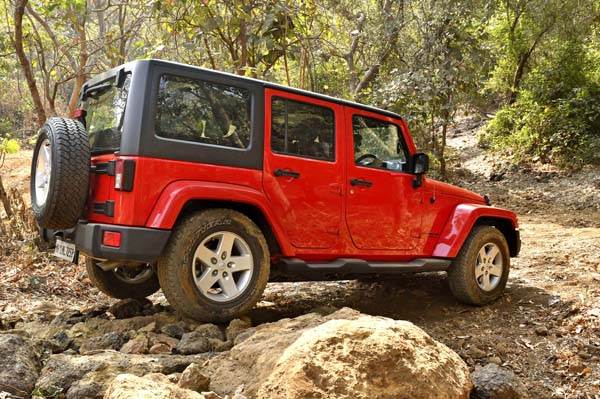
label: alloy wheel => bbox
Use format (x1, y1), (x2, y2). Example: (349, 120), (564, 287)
(192, 231), (254, 302)
(475, 242), (503, 291)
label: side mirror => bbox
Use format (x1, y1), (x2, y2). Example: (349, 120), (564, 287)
(413, 152), (429, 174)
(412, 153), (429, 188)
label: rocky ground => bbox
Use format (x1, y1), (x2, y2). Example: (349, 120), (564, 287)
(1, 124), (600, 398)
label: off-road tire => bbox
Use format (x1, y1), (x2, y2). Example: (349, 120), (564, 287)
(157, 209), (270, 322)
(448, 225), (510, 305)
(31, 117), (90, 229)
(86, 258), (160, 299)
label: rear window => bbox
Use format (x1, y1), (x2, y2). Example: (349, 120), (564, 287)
(155, 74), (251, 149)
(84, 74), (131, 154)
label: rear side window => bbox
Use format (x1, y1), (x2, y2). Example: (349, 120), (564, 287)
(155, 74), (251, 149)
(271, 97), (335, 161)
(85, 74), (131, 154)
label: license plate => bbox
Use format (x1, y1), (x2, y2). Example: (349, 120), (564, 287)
(54, 239), (78, 263)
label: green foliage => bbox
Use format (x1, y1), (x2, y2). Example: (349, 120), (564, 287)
(484, 39), (600, 166)
(0, 138), (21, 155)
(1, 0), (600, 169)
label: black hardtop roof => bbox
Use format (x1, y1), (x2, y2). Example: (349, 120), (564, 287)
(88, 59), (402, 120)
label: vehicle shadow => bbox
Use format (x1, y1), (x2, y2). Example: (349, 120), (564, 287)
(250, 272), (561, 327)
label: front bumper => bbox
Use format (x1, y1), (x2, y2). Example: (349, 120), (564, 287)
(74, 222), (171, 263)
(512, 229), (521, 257)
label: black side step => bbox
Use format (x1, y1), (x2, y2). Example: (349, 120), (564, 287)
(275, 257), (451, 281)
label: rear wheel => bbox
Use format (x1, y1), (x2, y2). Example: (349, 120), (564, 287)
(157, 209), (270, 322)
(448, 225), (510, 305)
(86, 259), (160, 299)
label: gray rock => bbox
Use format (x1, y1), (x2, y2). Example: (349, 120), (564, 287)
(194, 324), (224, 340)
(208, 338), (233, 352)
(120, 335), (148, 354)
(50, 310), (87, 326)
(104, 373), (205, 398)
(0, 334), (39, 397)
(178, 363), (210, 392)
(148, 332), (179, 350)
(34, 351), (210, 398)
(149, 343), (172, 354)
(108, 298), (152, 319)
(472, 363), (529, 399)
(177, 332), (211, 354)
(79, 331), (126, 354)
(46, 330), (73, 353)
(225, 319), (251, 342)
(161, 323), (186, 339)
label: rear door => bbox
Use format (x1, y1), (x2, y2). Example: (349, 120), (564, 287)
(263, 89), (343, 249)
(344, 108), (422, 250)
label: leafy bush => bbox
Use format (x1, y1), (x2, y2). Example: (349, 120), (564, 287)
(483, 41), (600, 166)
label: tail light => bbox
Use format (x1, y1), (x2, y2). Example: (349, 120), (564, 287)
(102, 231), (121, 247)
(71, 108), (85, 119)
(114, 159), (136, 191)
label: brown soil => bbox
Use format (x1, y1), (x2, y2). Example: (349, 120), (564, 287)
(1, 127), (599, 398)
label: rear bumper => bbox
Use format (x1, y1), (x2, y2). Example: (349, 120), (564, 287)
(74, 222), (171, 263)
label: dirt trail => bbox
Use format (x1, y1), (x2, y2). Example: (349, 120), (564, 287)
(1, 126), (600, 397)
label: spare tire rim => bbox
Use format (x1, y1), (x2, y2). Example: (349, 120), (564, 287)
(192, 231), (254, 303)
(34, 139), (51, 207)
(475, 242), (503, 291)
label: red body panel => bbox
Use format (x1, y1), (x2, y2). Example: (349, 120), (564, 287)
(263, 89), (345, 250)
(431, 204), (519, 258)
(344, 106), (421, 251)
(85, 90), (519, 263)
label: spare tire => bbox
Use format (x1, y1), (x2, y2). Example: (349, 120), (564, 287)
(31, 117), (90, 229)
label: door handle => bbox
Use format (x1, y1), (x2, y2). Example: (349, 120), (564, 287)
(350, 178), (373, 188)
(274, 169), (300, 179)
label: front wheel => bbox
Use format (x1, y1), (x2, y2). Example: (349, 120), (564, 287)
(448, 225), (510, 305)
(157, 209), (270, 322)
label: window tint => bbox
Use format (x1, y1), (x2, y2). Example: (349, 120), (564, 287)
(271, 97), (335, 161)
(155, 74), (251, 149)
(352, 115), (407, 171)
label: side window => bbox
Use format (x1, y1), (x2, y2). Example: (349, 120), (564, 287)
(271, 97), (335, 161)
(352, 115), (407, 171)
(155, 74), (251, 149)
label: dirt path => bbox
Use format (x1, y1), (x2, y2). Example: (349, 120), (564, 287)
(1, 127), (600, 397)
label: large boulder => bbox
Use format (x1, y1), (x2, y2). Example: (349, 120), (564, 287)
(206, 308), (472, 399)
(0, 334), (39, 397)
(103, 373), (205, 399)
(34, 351), (211, 398)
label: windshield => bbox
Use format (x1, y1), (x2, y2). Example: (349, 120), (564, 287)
(83, 74), (131, 154)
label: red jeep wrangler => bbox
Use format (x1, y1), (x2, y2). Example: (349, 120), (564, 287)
(31, 60), (520, 322)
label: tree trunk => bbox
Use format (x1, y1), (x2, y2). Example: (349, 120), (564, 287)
(0, 176), (12, 219)
(508, 54), (527, 104)
(13, 0), (46, 126)
(67, 15), (89, 116)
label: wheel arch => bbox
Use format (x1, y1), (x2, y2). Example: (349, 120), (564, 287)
(432, 203), (520, 258)
(145, 180), (293, 257)
(474, 217), (520, 257)
(176, 199), (283, 256)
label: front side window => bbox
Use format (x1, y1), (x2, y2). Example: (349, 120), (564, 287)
(271, 97), (335, 161)
(84, 74), (131, 154)
(352, 115), (407, 172)
(155, 74), (251, 149)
